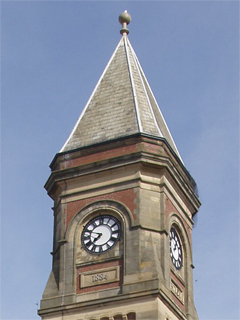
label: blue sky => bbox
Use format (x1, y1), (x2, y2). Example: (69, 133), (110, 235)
(1, 1), (239, 319)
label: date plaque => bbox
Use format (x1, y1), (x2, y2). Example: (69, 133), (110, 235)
(80, 266), (120, 288)
(170, 279), (184, 304)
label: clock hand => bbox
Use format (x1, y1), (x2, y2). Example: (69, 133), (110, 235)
(91, 232), (102, 236)
(92, 233), (102, 242)
(172, 240), (178, 251)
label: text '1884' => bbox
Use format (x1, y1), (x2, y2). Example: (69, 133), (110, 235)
(92, 273), (108, 282)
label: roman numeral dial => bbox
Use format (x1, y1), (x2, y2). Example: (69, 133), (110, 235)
(81, 215), (121, 254)
(169, 227), (183, 270)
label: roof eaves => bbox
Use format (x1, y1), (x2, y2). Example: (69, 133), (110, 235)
(50, 132), (193, 189)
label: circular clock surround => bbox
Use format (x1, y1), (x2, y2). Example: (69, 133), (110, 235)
(169, 227), (183, 270)
(81, 215), (121, 254)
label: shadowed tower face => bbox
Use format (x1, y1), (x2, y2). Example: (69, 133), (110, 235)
(38, 11), (201, 320)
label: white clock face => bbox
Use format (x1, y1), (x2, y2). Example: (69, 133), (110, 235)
(169, 227), (183, 270)
(81, 215), (121, 254)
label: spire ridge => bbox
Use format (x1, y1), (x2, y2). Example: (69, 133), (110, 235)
(119, 10), (131, 35)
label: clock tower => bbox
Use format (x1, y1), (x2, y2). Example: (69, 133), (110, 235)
(38, 11), (201, 320)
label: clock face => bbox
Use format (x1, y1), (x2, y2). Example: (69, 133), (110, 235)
(169, 227), (183, 270)
(81, 215), (121, 254)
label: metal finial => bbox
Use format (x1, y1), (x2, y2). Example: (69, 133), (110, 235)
(119, 10), (131, 35)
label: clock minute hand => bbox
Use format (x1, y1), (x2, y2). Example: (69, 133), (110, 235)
(91, 231), (102, 236)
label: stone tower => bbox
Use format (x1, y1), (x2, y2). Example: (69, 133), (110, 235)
(38, 11), (201, 320)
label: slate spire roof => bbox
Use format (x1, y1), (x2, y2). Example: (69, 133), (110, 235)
(61, 11), (182, 161)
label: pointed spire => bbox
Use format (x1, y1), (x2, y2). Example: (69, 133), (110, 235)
(60, 13), (182, 162)
(119, 10), (131, 35)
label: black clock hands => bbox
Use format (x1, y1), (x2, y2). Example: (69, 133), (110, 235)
(173, 241), (177, 251)
(92, 232), (102, 242)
